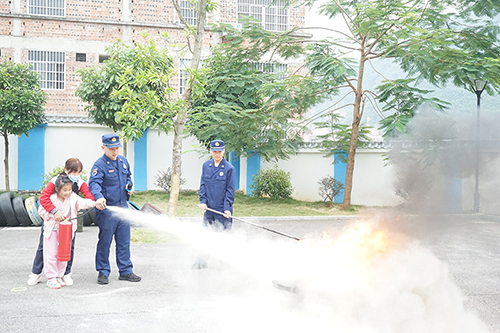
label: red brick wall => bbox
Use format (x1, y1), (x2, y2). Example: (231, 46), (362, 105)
(0, 0), (308, 115)
(0, 1), (10, 13)
(21, 20), (122, 41)
(66, 1), (122, 20)
(130, 0), (176, 24)
(0, 47), (15, 61)
(0, 19), (12, 36)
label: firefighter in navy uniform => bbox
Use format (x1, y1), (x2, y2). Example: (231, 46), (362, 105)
(194, 140), (236, 269)
(88, 134), (141, 285)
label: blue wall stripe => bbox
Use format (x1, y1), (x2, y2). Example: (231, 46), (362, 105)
(246, 153), (260, 196)
(334, 151), (347, 204)
(18, 125), (46, 190)
(228, 151), (240, 190)
(133, 130), (148, 191)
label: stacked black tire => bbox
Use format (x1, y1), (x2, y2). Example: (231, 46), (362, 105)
(81, 207), (98, 226)
(0, 192), (43, 227)
(0, 192), (143, 227)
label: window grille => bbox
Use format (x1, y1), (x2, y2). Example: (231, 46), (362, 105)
(251, 62), (288, 79)
(28, 0), (65, 17)
(180, 1), (198, 26)
(179, 59), (191, 95)
(238, 0), (288, 32)
(76, 53), (86, 62)
(28, 50), (65, 90)
(179, 58), (206, 94)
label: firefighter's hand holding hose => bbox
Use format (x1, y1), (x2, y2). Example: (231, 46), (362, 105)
(198, 204), (231, 218)
(95, 198), (107, 210)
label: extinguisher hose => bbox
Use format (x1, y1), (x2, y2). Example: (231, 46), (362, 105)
(65, 207), (96, 221)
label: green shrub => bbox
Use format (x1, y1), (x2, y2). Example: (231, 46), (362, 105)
(251, 166), (293, 199)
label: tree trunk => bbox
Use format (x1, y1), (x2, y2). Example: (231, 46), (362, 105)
(168, 0), (207, 216)
(342, 53), (366, 210)
(3, 132), (10, 192)
(168, 112), (187, 216)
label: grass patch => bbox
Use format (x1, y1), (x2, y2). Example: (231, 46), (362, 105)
(130, 190), (361, 217)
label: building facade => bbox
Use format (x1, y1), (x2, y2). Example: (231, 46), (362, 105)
(1, 0), (307, 115)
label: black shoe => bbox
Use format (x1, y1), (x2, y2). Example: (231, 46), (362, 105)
(97, 274), (109, 285)
(119, 272), (141, 282)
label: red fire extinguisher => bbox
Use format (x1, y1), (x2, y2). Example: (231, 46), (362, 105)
(57, 221), (72, 262)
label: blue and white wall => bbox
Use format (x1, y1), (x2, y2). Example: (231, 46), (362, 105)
(2, 121), (490, 211)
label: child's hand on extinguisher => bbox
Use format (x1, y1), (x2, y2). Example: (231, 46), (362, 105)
(54, 211), (65, 222)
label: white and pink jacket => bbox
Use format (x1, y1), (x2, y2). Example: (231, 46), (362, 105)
(38, 192), (95, 237)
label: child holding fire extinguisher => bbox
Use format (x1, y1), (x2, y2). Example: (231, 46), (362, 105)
(38, 174), (96, 289)
(28, 158), (94, 287)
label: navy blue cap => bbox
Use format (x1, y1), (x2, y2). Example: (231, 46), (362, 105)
(210, 140), (225, 151)
(102, 134), (122, 148)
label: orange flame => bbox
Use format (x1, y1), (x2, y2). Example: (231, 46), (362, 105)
(300, 221), (396, 263)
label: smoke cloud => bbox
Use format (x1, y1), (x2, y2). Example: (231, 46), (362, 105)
(109, 207), (489, 333)
(388, 106), (500, 214)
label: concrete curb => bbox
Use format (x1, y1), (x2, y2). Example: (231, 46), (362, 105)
(177, 215), (359, 223)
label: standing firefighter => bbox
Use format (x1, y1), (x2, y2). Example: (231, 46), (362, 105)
(194, 140), (236, 269)
(89, 134), (141, 285)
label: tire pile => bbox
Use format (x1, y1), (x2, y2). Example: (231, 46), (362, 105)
(0, 192), (42, 227)
(0, 192), (101, 227)
(0, 192), (144, 228)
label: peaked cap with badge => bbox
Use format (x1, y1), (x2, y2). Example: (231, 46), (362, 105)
(102, 133), (122, 148)
(210, 139), (225, 151)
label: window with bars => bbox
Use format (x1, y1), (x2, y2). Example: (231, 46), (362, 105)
(251, 62), (288, 79)
(237, 0), (288, 32)
(179, 59), (191, 95)
(28, 50), (65, 90)
(179, 58), (205, 95)
(180, 1), (198, 26)
(28, 0), (65, 16)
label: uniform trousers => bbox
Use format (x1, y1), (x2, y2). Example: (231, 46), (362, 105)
(95, 214), (133, 277)
(204, 211), (232, 231)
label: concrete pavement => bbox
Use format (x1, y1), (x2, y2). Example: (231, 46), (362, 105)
(0, 213), (499, 333)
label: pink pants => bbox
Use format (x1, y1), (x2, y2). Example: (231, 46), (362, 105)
(43, 229), (67, 280)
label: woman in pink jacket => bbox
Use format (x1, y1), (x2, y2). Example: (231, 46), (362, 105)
(38, 174), (95, 289)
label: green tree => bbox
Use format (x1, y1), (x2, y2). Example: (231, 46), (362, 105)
(0, 60), (47, 191)
(303, 0), (500, 209)
(76, 1), (211, 216)
(77, 37), (179, 196)
(76, 42), (149, 157)
(76, 59), (123, 133)
(189, 21), (332, 162)
(313, 112), (372, 159)
(167, 0), (209, 216)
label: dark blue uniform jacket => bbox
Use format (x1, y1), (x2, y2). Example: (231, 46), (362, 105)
(199, 158), (236, 226)
(89, 154), (132, 210)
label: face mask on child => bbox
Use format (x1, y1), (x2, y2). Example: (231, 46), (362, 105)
(68, 175), (80, 183)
